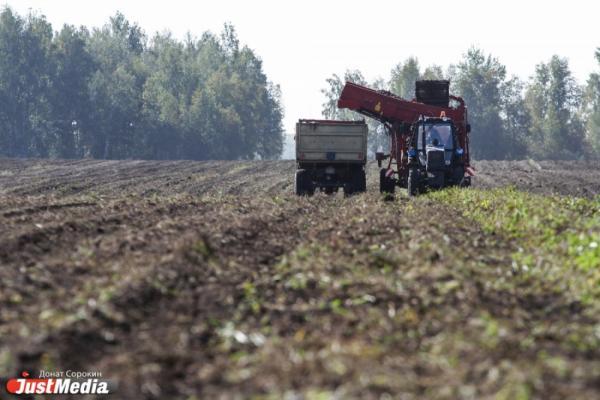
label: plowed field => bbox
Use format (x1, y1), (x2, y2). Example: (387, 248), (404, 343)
(0, 158), (598, 399)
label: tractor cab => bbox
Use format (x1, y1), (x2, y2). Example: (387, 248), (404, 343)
(416, 118), (456, 168)
(408, 116), (466, 192)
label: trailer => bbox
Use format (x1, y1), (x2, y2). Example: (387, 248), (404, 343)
(295, 119), (368, 196)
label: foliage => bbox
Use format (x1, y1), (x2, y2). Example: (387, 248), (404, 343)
(389, 58), (446, 100)
(429, 187), (600, 303)
(584, 48), (600, 155)
(0, 8), (284, 160)
(321, 70), (386, 156)
(450, 47), (528, 160)
(321, 69), (367, 121)
(323, 48), (600, 160)
(389, 57), (420, 100)
(525, 55), (585, 159)
(0, 8), (54, 157)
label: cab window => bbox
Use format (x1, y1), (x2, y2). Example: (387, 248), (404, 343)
(418, 123), (453, 150)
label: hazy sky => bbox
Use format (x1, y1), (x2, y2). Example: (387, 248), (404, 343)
(5, 0), (600, 135)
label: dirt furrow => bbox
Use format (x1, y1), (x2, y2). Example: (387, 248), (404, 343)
(0, 158), (599, 399)
(1, 194), (321, 398)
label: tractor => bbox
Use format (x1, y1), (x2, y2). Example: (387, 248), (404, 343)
(337, 80), (474, 196)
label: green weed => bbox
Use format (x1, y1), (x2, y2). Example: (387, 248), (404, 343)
(429, 187), (600, 304)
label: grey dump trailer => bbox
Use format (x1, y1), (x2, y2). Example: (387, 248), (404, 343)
(294, 119), (368, 196)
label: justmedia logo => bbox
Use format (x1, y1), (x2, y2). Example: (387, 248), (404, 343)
(6, 370), (113, 395)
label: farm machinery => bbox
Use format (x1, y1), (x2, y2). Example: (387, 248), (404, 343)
(337, 80), (474, 196)
(294, 119), (368, 196)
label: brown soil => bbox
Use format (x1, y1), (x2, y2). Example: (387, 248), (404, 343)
(472, 159), (600, 197)
(0, 158), (598, 399)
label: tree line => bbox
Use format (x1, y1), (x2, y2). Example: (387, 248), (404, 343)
(0, 8), (284, 160)
(323, 48), (600, 160)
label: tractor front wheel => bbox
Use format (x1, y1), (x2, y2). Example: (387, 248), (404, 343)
(460, 176), (471, 188)
(407, 168), (420, 197)
(379, 168), (395, 194)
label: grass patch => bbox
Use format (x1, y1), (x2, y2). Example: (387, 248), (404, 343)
(428, 187), (600, 305)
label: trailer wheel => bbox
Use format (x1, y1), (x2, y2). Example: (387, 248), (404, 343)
(344, 168), (366, 196)
(407, 168), (420, 197)
(343, 178), (356, 196)
(294, 170), (304, 195)
(295, 169), (313, 196)
(355, 169), (367, 193)
(379, 168), (395, 194)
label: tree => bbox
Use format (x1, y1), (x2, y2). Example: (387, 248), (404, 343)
(256, 82), (284, 160)
(390, 59), (446, 97)
(142, 25), (284, 160)
(525, 55), (585, 159)
(321, 69), (367, 121)
(584, 48), (600, 157)
(86, 12), (147, 159)
(500, 76), (529, 158)
(321, 70), (386, 156)
(390, 57), (420, 99)
(0, 10), (284, 160)
(227, 37), (284, 159)
(450, 47), (527, 159)
(51, 25), (95, 158)
(142, 32), (188, 159)
(0, 8), (54, 157)
(422, 65), (445, 80)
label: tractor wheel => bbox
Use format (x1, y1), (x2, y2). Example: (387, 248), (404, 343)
(407, 168), (420, 197)
(379, 168), (395, 194)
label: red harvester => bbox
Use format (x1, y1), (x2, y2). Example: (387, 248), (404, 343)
(337, 80), (474, 196)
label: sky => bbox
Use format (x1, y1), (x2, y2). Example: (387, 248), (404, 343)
(5, 0), (600, 136)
